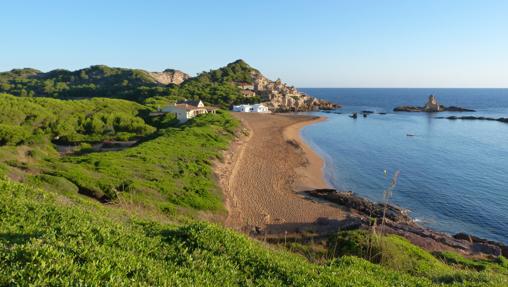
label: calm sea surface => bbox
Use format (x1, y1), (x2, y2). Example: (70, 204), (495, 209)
(299, 88), (508, 244)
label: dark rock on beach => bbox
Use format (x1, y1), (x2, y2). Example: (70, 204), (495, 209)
(454, 233), (508, 257)
(305, 189), (411, 223)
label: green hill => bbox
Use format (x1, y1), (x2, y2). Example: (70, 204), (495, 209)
(0, 61), (263, 107)
(147, 60), (263, 108)
(0, 65), (169, 101)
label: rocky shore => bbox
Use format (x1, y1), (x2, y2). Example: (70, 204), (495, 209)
(304, 188), (508, 258)
(394, 95), (475, 112)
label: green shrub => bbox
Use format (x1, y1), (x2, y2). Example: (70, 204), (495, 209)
(0, 124), (30, 145)
(0, 94), (155, 144)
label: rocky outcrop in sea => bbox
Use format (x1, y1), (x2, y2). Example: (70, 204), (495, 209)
(394, 95), (475, 112)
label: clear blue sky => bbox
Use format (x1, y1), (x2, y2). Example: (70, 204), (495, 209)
(1, 0), (507, 87)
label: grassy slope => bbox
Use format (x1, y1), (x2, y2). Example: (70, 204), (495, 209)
(0, 102), (238, 218)
(0, 93), (155, 144)
(5, 178), (506, 286)
(39, 111), (238, 210)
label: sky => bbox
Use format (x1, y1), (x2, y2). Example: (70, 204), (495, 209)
(1, 0), (507, 88)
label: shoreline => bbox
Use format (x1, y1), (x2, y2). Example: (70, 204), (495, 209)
(219, 112), (347, 233)
(282, 115), (331, 192)
(216, 111), (508, 258)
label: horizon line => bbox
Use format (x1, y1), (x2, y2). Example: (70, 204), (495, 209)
(298, 87), (508, 89)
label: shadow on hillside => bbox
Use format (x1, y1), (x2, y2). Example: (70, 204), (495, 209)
(0, 232), (42, 244)
(251, 216), (365, 242)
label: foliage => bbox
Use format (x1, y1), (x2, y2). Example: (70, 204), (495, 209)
(0, 93), (155, 145)
(194, 59), (258, 83)
(38, 112), (238, 210)
(0, 60), (263, 108)
(3, 179), (507, 286)
(164, 59), (262, 108)
(327, 229), (507, 285)
(0, 124), (31, 145)
(0, 65), (169, 102)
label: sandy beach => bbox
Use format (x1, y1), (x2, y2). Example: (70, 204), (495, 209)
(218, 112), (347, 233)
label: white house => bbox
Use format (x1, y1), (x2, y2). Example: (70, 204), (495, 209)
(232, 103), (269, 113)
(161, 100), (215, 122)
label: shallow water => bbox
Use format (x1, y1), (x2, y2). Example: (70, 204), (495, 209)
(299, 88), (508, 244)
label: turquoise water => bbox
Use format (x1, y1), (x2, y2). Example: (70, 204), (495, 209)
(299, 88), (508, 244)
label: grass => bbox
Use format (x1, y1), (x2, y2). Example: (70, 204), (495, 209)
(3, 178), (507, 286)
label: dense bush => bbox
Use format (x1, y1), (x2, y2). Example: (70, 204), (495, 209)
(0, 124), (31, 145)
(0, 93), (155, 145)
(0, 65), (168, 102)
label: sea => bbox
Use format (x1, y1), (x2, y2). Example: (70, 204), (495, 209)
(299, 88), (508, 244)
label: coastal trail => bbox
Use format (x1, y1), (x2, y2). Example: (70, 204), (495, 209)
(221, 113), (347, 234)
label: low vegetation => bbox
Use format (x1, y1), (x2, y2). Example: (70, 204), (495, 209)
(2, 179), (507, 286)
(0, 93), (154, 144)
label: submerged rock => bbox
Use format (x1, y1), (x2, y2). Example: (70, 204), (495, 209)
(440, 116), (508, 123)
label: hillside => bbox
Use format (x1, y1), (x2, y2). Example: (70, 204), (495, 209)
(0, 61), (338, 111)
(0, 65), (185, 102)
(2, 178), (507, 286)
(178, 60), (338, 111)
(0, 95), (238, 214)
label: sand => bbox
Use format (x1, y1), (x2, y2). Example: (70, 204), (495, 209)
(218, 113), (346, 233)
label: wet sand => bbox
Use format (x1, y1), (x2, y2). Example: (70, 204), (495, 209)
(219, 113), (346, 233)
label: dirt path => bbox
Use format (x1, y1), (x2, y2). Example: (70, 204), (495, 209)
(220, 113), (347, 234)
